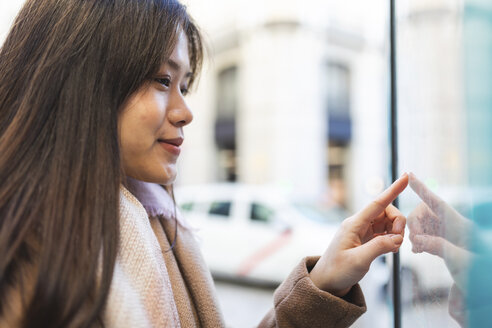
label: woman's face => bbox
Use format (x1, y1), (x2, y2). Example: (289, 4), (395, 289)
(118, 33), (193, 185)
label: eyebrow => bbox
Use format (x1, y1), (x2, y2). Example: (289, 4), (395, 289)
(167, 59), (193, 78)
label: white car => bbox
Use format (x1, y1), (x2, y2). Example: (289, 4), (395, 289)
(175, 183), (344, 285)
(176, 183), (456, 297)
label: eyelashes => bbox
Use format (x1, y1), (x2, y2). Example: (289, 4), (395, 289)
(154, 77), (171, 87)
(153, 76), (188, 95)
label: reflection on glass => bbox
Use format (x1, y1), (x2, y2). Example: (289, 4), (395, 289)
(399, 0), (492, 327)
(463, 0), (492, 326)
(397, 0), (464, 327)
(407, 174), (471, 327)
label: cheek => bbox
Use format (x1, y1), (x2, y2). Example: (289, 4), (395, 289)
(135, 93), (167, 133)
(118, 90), (173, 182)
(120, 93), (167, 145)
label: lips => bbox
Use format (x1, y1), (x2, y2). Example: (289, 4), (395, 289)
(158, 137), (183, 147)
(157, 137), (183, 156)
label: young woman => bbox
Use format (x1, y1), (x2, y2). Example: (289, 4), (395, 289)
(0, 0), (408, 327)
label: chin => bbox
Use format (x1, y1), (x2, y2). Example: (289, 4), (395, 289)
(124, 162), (178, 185)
(156, 166), (177, 185)
(159, 174), (176, 186)
(126, 170), (177, 186)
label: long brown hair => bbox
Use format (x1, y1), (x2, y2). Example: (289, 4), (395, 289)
(0, 0), (203, 326)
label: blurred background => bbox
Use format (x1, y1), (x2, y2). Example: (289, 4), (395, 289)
(2, 0), (491, 327)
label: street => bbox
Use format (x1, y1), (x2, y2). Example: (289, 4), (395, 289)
(214, 279), (460, 328)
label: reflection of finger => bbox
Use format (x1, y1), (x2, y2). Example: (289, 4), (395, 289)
(408, 202), (432, 223)
(407, 214), (420, 233)
(407, 212), (422, 235)
(413, 234), (445, 257)
(356, 173), (408, 225)
(357, 234), (403, 265)
(412, 234), (470, 290)
(409, 173), (451, 217)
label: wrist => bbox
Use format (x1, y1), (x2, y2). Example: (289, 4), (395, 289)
(309, 265), (351, 297)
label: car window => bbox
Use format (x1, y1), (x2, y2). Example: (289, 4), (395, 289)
(250, 203), (275, 223)
(180, 202), (194, 212)
(208, 201), (231, 218)
(293, 203), (345, 224)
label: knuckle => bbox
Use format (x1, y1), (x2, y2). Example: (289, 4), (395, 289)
(375, 236), (392, 250)
(340, 217), (352, 230)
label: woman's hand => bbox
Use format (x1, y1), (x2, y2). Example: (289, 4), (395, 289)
(309, 173), (408, 297)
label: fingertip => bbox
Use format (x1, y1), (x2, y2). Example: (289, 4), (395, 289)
(392, 217), (406, 234)
(408, 172), (420, 186)
(391, 234), (403, 245)
(392, 173), (409, 192)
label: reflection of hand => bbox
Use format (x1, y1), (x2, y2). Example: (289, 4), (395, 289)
(448, 283), (467, 328)
(408, 173), (471, 248)
(309, 173), (408, 297)
(411, 233), (471, 290)
(407, 173), (472, 289)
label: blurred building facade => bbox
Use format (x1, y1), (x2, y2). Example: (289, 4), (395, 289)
(177, 0), (469, 211)
(397, 0), (468, 196)
(179, 0), (390, 210)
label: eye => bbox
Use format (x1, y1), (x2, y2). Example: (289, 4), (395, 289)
(154, 77), (171, 88)
(181, 87), (189, 96)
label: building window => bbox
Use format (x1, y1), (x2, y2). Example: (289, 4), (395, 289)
(325, 62), (352, 207)
(215, 66), (238, 182)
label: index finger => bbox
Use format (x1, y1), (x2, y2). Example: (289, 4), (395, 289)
(356, 173), (409, 223)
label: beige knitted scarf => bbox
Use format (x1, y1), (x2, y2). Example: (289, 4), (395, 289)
(103, 179), (224, 328)
(103, 185), (181, 327)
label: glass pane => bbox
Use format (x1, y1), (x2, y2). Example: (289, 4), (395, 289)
(396, 0), (492, 327)
(463, 0), (492, 326)
(180, 1), (394, 327)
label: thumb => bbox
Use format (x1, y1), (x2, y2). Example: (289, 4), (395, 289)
(412, 234), (470, 290)
(356, 234), (403, 265)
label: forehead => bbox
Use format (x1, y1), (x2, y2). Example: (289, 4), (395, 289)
(168, 32), (190, 71)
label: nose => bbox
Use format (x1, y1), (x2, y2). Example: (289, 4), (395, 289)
(167, 90), (193, 127)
